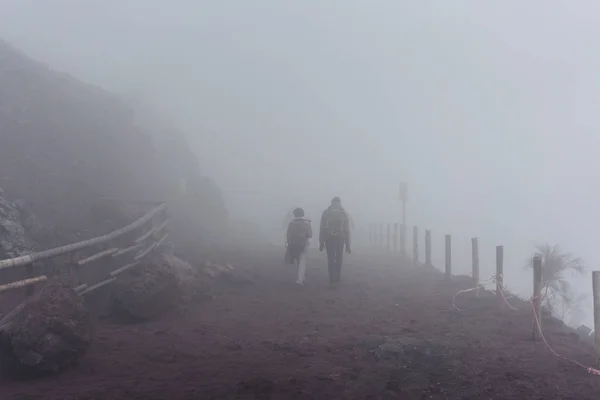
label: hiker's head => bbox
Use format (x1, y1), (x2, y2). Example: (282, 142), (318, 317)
(293, 207), (305, 217)
(331, 197), (341, 208)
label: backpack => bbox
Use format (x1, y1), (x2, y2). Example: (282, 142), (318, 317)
(287, 219), (310, 248)
(286, 218), (310, 264)
(324, 208), (347, 236)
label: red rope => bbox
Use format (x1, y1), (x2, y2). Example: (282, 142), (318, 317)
(530, 298), (600, 376)
(452, 276), (600, 376)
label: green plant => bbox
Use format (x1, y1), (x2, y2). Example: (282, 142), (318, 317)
(524, 244), (586, 322)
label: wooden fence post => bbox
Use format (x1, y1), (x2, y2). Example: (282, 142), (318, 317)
(593, 271), (600, 364)
(413, 226), (419, 265)
(386, 224), (391, 252)
(379, 223), (384, 248)
(393, 223), (398, 253)
(496, 245), (504, 303)
(532, 256), (543, 340)
(445, 234), (451, 279)
(471, 237), (479, 297)
(425, 230), (431, 265)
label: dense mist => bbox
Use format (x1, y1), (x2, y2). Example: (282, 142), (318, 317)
(1, 1), (599, 324)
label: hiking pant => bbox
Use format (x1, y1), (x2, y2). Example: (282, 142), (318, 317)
(295, 250), (308, 284)
(325, 235), (344, 284)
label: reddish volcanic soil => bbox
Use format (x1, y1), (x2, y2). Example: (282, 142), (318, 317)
(2, 247), (600, 399)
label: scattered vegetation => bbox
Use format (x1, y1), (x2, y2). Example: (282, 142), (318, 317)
(524, 244), (586, 325)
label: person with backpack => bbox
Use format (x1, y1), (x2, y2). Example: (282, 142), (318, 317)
(319, 197), (351, 286)
(285, 207), (313, 285)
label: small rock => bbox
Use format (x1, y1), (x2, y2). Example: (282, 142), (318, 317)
(360, 335), (389, 350)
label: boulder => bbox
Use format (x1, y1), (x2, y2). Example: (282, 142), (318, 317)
(162, 254), (196, 283)
(0, 277), (91, 376)
(577, 324), (592, 337)
(198, 261), (255, 285)
(111, 259), (180, 320)
(161, 254), (215, 303)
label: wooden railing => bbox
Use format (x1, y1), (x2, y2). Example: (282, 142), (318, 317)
(0, 202), (169, 299)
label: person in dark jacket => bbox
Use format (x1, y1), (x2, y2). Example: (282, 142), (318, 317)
(319, 197), (351, 285)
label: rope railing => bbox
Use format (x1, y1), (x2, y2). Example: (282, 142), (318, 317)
(366, 221), (600, 374)
(0, 202), (169, 298)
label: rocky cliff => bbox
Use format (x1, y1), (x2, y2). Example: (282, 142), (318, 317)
(0, 40), (227, 251)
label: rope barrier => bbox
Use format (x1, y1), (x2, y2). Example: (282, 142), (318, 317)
(493, 274), (520, 311)
(451, 275), (496, 311)
(453, 275), (600, 377)
(530, 297), (600, 376)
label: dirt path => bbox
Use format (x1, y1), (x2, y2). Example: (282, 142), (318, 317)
(2, 248), (600, 399)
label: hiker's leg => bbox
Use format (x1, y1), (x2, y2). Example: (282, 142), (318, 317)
(335, 237), (344, 283)
(325, 239), (335, 284)
(295, 258), (300, 282)
(296, 250), (307, 284)
(328, 237), (339, 284)
(330, 239), (337, 283)
(331, 236), (340, 265)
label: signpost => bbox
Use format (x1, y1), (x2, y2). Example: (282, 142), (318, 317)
(399, 182), (408, 255)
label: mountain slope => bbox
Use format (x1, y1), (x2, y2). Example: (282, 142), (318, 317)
(0, 40), (226, 249)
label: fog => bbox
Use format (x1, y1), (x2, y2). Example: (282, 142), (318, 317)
(1, 1), (599, 325)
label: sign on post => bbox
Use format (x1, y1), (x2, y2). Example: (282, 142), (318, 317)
(399, 181), (408, 255)
(399, 182), (408, 203)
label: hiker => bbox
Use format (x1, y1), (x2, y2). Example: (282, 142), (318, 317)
(285, 207), (312, 285)
(319, 197), (351, 285)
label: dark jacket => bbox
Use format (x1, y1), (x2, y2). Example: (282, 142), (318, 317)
(319, 206), (350, 248)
